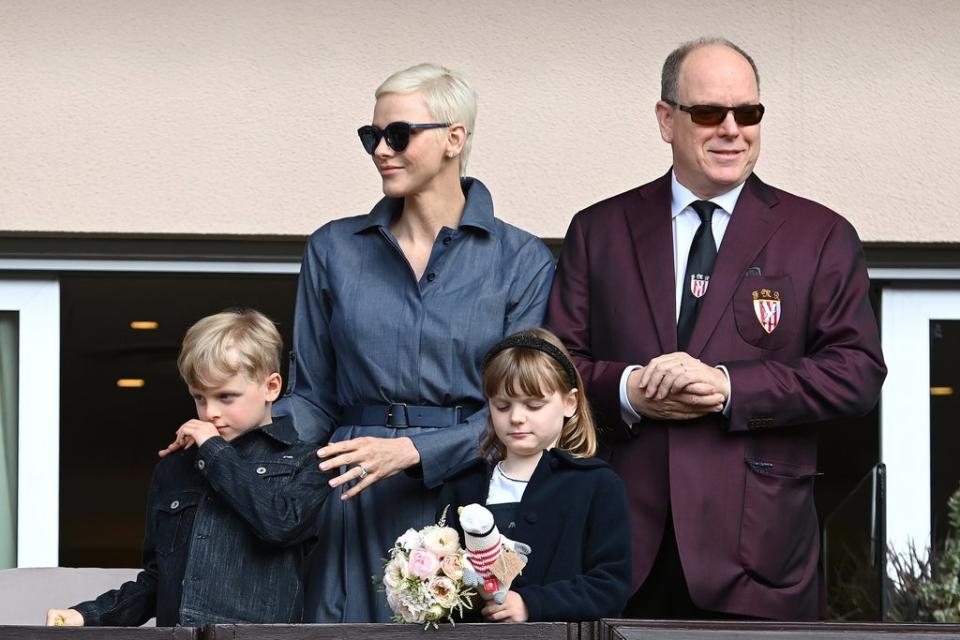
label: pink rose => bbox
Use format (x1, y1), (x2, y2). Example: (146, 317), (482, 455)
(408, 548), (441, 578)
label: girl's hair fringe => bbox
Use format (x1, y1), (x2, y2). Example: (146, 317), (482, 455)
(479, 327), (597, 460)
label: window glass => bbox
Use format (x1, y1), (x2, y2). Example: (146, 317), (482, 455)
(0, 311), (17, 569)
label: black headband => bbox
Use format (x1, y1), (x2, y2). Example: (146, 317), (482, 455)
(482, 334), (578, 390)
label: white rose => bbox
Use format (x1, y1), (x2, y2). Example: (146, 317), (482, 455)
(422, 526), (461, 556)
(396, 528), (423, 550)
(383, 556), (408, 590)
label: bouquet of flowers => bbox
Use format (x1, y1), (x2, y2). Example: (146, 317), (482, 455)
(382, 507), (475, 627)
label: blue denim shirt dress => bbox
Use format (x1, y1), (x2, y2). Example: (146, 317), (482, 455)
(274, 177), (554, 622)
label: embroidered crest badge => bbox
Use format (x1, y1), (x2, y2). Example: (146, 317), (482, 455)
(752, 289), (781, 334)
(690, 274), (710, 299)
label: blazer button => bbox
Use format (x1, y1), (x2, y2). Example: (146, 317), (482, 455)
(426, 272), (437, 282)
(256, 466), (267, 475)
(170, 500), (180, 509)
(525, 512), (538, 524)
(196, 459), (205, 470)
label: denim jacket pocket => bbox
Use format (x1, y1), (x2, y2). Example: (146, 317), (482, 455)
(252, 460), (298, 483)
(155, 491), (201, 556)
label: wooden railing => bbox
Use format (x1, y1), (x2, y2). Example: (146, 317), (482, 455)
(592, 620), (960, 640)
(4, 620), (960, 640)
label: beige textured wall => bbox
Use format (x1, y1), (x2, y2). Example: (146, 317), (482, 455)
(1, 0), (958, 241)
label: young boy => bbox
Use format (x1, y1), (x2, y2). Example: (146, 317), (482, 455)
(46, 309), (331, 627)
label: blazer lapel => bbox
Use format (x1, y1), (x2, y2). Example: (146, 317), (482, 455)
(686, 175), (784, 355)
(624, 172), (676, 353)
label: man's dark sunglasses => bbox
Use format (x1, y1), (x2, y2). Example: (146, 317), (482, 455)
(357, 121), (451, 154)
(664, 100), (765, 126)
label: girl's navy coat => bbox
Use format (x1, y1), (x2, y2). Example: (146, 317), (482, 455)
(438, 448), (632, 622)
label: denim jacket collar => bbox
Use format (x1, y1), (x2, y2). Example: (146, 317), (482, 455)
(226, 414), (298, 449)
(258, 414), (298, 446)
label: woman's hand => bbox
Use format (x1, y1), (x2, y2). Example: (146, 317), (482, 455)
(45, 608), (84, 626)
(317, 436), (421, 500)
(481, 591), (529, 622)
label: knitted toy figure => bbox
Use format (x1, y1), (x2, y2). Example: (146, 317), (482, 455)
(458, 504), (531, 604)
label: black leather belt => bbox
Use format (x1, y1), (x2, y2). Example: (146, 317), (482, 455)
(340, 403), (481, 428)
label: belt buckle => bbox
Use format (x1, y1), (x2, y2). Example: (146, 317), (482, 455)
(386, 402), (408, 426)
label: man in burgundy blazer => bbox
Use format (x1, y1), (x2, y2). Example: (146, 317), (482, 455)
(546, 38), (886, 620)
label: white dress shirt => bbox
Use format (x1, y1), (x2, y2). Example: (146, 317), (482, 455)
(618, 172), (746, 425)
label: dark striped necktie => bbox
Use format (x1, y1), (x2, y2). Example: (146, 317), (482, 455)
(677, 200), (718, 351)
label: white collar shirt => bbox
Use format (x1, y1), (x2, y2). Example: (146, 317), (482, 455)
(670, 171), (745, 319)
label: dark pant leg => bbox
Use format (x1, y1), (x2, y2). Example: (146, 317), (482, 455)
(623, 512), (744, 620)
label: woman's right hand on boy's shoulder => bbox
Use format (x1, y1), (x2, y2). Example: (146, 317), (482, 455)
(45, 608), (84, 626)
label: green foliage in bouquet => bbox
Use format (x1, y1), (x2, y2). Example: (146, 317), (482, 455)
(887, 484), (960, 622)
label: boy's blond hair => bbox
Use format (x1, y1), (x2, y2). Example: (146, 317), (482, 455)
(177, 309), (282, 389)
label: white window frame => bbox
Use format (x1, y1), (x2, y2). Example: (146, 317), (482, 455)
(881, 285), (960, 557)
(0, 280), (60, 567)
(0, 259), (298, 274)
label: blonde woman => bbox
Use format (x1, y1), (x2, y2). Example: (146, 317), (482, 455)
(277, 64), (554, 622)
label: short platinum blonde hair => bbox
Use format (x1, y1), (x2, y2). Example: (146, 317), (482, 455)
(661, 37), (760, 103)
(376, 63), (477, 176)
(177, 309), (282, 390)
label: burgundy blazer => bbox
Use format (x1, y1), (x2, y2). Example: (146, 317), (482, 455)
(545, 171), (886, 620)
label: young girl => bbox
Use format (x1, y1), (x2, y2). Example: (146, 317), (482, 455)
(438, 327), (632, 622)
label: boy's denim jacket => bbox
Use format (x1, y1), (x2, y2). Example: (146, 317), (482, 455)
(73, 415), (331, 626)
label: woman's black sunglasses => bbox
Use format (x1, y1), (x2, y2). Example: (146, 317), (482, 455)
(664, 100), (765, 126)
(357, 121), (451, 155)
